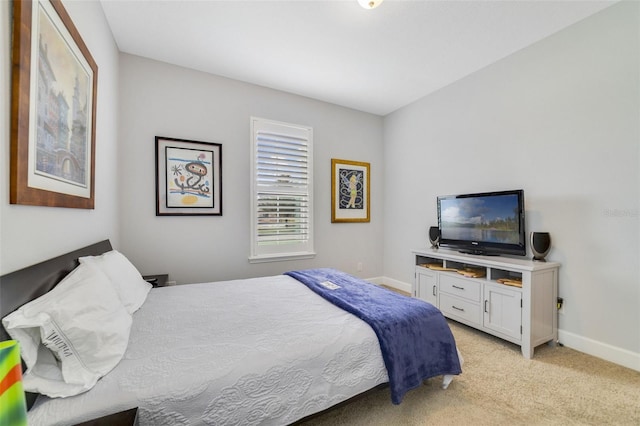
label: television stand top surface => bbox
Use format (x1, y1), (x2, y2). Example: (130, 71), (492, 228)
(412, 247), (559, 272)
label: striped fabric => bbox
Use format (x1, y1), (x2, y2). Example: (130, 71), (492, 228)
(0, 340), (27, 426)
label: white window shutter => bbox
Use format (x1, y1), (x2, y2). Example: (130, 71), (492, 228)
(250, 118), (314, 262)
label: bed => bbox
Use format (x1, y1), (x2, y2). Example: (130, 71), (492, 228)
(0, 240), (462, 425)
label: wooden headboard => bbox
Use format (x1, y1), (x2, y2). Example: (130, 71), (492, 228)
(0, 239), (113, 341)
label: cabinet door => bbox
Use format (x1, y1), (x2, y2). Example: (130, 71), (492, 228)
(416, 269), (438, 307)
(483, 283), (522, 341)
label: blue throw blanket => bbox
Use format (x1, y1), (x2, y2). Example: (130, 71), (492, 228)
(285, 268), (462, 404)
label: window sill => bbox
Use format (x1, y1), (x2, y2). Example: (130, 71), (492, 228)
(248, 252), (316, 264)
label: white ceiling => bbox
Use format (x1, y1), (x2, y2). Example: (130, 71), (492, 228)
(100, 0), (617, 116)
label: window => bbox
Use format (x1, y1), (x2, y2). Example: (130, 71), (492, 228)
(250, 117), (314, 262)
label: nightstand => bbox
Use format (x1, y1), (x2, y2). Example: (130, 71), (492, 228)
(143, 274), (169, 287)
(74, 407), (138, 425)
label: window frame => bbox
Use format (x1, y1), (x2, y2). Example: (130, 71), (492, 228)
(249, 117), (315, 263)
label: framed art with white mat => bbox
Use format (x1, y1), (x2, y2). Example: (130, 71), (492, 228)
(155, 136), (222, 216)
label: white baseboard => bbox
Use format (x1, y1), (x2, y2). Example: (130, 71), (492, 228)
(558, 329), (640, 372)
(367, 276), (412, 294)
(370, 276), (639, 372)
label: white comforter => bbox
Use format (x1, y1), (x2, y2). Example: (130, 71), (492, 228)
(28, 275), (389, 425)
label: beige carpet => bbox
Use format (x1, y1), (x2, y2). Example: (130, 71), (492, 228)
(299, 320), (640, 425)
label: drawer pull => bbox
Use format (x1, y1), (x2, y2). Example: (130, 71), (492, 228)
(452, 305), (465, 312)
(432, 285), (437, 296)
(452, 285), (465, 290)
(484, 300), (489, 313)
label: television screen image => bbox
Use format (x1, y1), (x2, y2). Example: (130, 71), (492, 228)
(437, 190), (525, 256)
(440, 194), (520, 244)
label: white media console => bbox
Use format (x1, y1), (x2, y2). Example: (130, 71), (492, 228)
(412, 248), (560, 358)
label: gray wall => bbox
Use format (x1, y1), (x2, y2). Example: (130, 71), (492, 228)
(117, 54), (384, 284)
(1, 0), (637, 370)
(383, 2), (639, 364)
(0, 0), (120, 274)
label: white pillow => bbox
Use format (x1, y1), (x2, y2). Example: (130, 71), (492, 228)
(1, 263), (132, 398)
(79, 250), (152, 314)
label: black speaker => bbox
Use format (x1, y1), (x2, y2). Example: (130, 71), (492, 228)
(530, 232), (551, 262)
(429, 226), (440, 249)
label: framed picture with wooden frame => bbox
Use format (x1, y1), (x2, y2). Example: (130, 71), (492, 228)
(155, 136), (223, 216)
(10, 0), (98, 209)
(331, 158), (370, 223)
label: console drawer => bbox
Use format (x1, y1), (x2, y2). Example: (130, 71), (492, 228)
(440, 293), (481, 325)
(439, 274), (481, 302)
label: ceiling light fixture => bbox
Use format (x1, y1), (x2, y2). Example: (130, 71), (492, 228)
(358, 0), (384, 10)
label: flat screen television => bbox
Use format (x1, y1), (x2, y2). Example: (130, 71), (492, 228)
(437, 189), (526, 256)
